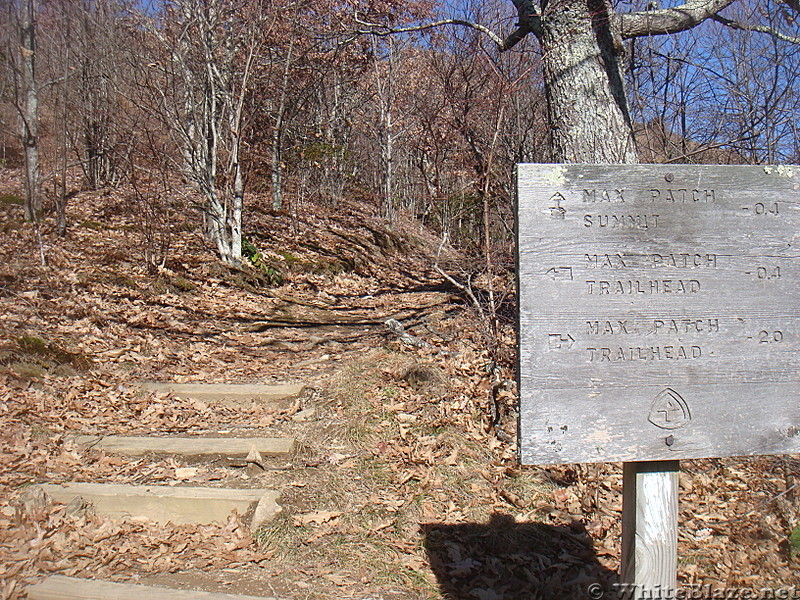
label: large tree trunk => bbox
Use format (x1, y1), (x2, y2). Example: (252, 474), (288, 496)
(536, 0), (637, 163)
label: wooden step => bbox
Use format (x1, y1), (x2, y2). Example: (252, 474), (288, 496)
(140, 383), (305, 407)
(28, 576), (286, 600)
(70, 435), (295, 457)
(37, 483), (280, 527)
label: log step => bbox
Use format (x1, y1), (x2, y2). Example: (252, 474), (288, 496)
(140, 383), (305, 406)
(70, 435), (295, 457)
(37, 483), (280, 526)
(28, 576), (286, 600)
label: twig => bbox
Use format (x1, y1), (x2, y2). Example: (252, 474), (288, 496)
(744, 482), (798, 517)
(353, 14), (506, 49)
(711, 14), (800, 45)
(434, 233), (485, 321)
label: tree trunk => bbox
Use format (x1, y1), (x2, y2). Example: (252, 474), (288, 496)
(206, 190), (233, 264)
(57, 26), (69, 237)
(271, 36), (295, 212)
(20, 0), (41, 222)
(381, 107), (394, 222)
(270, 131), (283, 212)
(227, 105), (245, 268)
(537, 0), (637, 163)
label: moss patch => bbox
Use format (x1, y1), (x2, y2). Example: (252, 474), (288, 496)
(0, 193), (24, 206)
(79, 220), (104, 230)
(11, 335), (93, 373)
(149, 275), (197, 295)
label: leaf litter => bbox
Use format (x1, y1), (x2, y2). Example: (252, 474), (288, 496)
(0, 174), (798, 599)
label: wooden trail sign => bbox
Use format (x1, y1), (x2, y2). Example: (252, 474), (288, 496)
(517, 164), (800, 465)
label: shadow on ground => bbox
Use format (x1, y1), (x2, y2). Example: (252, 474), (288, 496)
(422, 512), (617, 600)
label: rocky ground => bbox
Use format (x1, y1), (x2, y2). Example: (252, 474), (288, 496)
(1, 170), (798, 599)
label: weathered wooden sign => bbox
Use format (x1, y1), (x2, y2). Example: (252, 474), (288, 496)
(517, 164), (800, 464)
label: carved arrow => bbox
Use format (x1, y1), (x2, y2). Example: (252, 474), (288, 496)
(545, 267), (573, 281)
(548, 333), (576, 350)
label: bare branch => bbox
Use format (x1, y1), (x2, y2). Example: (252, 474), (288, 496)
(619, 0), (736, 39)
(502, 0), (542, 49)
(353, 15), (506, 50)
(352, 16), (543, 52)
(434, 234), (485, 320)
(784, 0), (800, 16)
(662, 135), (760, 163)
(711, 13), (800, 45)
(501, 24), (534, 51)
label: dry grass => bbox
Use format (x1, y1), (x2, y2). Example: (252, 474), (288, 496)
(244, 348), (557, 599)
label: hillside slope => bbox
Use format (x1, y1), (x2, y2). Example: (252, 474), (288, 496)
(1, 171), (798, 599)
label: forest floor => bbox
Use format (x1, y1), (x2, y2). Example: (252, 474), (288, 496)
(0, 169), (798, 600)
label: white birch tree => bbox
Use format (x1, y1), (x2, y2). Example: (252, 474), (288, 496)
(135, 0), (265, 266)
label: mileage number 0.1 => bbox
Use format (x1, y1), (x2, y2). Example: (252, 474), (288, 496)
(753, 202), (779, 215)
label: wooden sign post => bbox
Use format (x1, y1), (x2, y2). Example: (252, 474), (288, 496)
(516, 164), (800, 596)
(621, 461), (679, 594)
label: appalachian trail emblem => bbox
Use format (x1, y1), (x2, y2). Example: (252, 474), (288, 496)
(648, 388), (691, 430)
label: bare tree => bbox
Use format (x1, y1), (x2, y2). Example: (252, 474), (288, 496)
(269, 31), (296, 212)
(54, 0), (71, 235)
(70, 0), (130, 189)
(357, 0), (800, 164)
(372, 36), (412, 223)
(629, 2), (800, 164)
(133, 0), (266, 267)
(2, 0), (42, 221)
